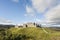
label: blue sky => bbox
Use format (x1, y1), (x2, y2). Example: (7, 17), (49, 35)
(0, 0), (60, 25)
(0, 0), (44, 24)
(0, 0), (32, 24)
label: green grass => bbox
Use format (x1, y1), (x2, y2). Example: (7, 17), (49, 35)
(0, 27), (60, 40)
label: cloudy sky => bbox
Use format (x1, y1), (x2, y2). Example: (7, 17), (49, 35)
(0, 0), (60, 25)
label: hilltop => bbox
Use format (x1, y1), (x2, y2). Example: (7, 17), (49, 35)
(0, 27), (60, 40)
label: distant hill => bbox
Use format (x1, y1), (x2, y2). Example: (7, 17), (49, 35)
(0, 24), (15, 28)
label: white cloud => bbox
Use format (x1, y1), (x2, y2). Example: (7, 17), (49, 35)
(35, 18), (47, 24)
(25, 5), (35, 17)
(31, 0), (47, 13)
(25, 0), (60, 25)
(26, 0), (60, 15)
(26, 5), (34, 14)
(0, 17), (12, 23)
(45, 5), (60, 25)
(31, 0), (60, 13)
(11, 0), (19, 3)
(30, 0), (60, 25)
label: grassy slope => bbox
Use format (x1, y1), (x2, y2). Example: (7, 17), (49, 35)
(0, 27), (60, 40)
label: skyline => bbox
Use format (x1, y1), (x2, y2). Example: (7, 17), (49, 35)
(0, 0), (60, 26)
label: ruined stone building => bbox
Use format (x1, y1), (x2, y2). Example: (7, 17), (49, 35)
(23, 22), (37, 28)
(15, 22), (41, 28)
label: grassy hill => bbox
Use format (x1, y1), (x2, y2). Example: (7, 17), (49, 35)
(0, 27), (60, 40)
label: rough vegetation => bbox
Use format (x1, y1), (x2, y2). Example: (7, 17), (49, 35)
(0, 27), (60, 40)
